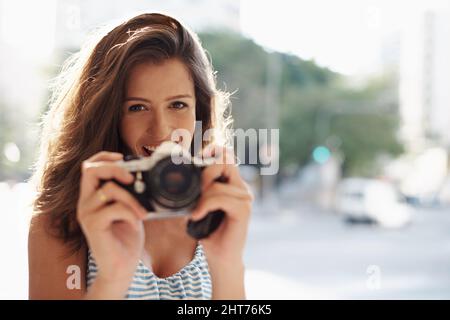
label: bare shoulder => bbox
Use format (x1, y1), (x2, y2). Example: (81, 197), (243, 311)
(28, 214), (87, 299)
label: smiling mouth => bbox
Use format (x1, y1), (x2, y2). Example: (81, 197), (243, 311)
(141, 138), (183, 157)
(142, 145), (156, 156)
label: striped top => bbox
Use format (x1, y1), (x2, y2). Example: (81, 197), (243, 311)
(86, 244), (212, 300)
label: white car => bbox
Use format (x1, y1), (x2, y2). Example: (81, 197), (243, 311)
(335, 178), (412, 228)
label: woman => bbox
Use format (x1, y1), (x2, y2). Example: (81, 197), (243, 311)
(28, 12), (253, 300)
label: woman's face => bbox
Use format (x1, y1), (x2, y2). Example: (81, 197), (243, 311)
(120, 58), (196, 157)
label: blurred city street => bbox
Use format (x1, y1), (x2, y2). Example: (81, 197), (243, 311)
(244, 194), (450, 299)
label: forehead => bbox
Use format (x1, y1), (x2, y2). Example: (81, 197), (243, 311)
(125, 58), (195, 98)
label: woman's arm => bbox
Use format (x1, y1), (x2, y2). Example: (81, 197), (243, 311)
(28, 214), (130, 300)
(28, 214), (86, 299)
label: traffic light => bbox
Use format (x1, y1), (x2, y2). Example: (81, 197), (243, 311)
(312, 145), (331, 164)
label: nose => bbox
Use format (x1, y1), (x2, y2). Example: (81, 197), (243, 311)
(147, 109), (172, 141)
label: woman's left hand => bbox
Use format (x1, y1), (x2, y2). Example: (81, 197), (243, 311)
(190, 146), (254, 264)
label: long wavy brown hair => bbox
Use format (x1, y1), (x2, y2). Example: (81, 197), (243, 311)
(30, 13), (232, 255)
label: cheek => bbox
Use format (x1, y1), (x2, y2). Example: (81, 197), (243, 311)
(176, 111), (196, 145)
(120, 117), (142, 147)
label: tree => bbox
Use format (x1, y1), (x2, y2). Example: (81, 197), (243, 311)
(199, 31), (403, 177)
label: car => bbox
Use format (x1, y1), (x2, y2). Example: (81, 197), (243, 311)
(335, 178), (412, 228)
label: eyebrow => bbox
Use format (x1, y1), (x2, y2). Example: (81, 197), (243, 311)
(124, 94), (193, 103)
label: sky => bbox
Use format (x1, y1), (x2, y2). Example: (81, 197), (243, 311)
(0, 0), (57, 61)
(240, 0), (450, 75)
(1, 0), (449, 72)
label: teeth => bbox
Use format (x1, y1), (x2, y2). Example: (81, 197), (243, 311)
(143, 145), (157, 152)
(143, 146), (156, 155)
(143, 141), (180, 152)
(143, 140), (182, 155)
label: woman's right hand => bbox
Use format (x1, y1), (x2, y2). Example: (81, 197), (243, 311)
(76, 151), (147, 297)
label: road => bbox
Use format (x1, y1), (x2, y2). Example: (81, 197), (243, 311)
(244, 198), (450, 299)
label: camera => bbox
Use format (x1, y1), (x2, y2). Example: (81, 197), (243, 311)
(110, 141), (225, 240)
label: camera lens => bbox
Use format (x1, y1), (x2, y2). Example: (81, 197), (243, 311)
(146, 156), (201, 210)
(160, 165), (191, 195)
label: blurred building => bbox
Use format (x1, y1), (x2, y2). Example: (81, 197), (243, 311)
(395, 8), (450, 200)
(399, 8), (450, 151)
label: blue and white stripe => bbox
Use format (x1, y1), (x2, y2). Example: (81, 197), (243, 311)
(86, 244), (212, 300)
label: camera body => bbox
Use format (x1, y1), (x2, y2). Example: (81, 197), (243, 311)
(112, 141), (225, 239)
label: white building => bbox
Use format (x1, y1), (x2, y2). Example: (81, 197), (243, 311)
(399, 8), (450, 151)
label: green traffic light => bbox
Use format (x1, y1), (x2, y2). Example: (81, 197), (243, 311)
(312, 146), (331, 164)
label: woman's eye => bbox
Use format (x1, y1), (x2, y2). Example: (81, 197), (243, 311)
(171, 101), (188, 110)
(128, 104), (146, 112)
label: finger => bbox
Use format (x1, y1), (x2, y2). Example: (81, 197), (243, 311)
(191, 194), (252, 222)
(81, 181), (147, 219)
(201, 162), (243, 192)
(201, 144), (222, 159)
(202, 145), (236, 165)
(82, 202), (141, 232)
(79, 162), (134, 202)
(200, 183), (253, 201)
